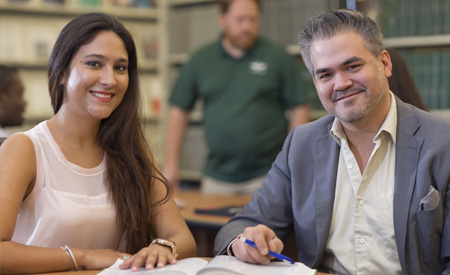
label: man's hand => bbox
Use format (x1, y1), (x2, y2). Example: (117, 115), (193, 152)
(231, 224), (283, 265)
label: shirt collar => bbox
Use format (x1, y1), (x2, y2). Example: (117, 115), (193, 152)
(217, 33), (260, 59)
(330, 91), (398, 145)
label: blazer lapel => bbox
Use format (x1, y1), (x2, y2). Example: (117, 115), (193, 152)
(393, 99), (423, 271)
(313, 121), (340, 266)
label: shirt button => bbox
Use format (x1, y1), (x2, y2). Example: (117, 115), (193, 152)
(360, 238), (366, 244)
(359, 200), (364, 206)
(348, 164), (353, 169)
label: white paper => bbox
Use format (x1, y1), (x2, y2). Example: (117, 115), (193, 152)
(98, 258), (208, 275)
(198, 255), (316, 275)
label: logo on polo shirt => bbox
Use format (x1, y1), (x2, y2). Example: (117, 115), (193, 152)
(249, 61), (268, 75)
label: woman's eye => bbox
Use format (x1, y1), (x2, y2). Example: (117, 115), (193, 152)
(116, 65), (127, 72)
(86, 61), (100, 67)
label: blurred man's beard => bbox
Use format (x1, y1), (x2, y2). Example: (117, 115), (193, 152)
(228, 32), (257, 50)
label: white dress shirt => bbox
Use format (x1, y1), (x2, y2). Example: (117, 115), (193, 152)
(322, 92), (402, 274)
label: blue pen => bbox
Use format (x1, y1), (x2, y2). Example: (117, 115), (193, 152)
(239, 236), (295, 264)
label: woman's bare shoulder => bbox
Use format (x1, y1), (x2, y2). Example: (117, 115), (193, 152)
(0, 133), (36, 180)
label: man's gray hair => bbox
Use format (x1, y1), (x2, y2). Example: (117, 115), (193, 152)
(298, 9), (385, 76)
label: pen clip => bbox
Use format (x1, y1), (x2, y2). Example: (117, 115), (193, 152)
(238, 236), (295, 264)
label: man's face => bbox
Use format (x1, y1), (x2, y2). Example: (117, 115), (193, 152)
(220, 0), (260, 50)
(310, 32), (392, 125)
(0, 74), (26, 127)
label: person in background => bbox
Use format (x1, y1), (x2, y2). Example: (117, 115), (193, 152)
(0, 65), (27, 137)
(164, 0), (311, 195)
(214, 9), (450, 274)
(0, 13), (196, 274)
(387, 48), (428, 111)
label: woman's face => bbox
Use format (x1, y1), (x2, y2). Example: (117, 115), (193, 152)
(60, 30), (129, 120)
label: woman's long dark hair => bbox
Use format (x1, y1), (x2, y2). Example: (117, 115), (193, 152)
(48, 13), (170, 254)
(387, 48), (428, 111)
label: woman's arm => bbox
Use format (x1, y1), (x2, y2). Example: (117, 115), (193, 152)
(152, 182), (197, 260)
(0, 135), (128, 274)
(0, 134), (69, 274)
(120, 177), (197, 271)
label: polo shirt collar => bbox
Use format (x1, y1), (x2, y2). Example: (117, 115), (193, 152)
(217, 33), (260, 59)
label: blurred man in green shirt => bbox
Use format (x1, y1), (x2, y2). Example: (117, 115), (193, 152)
(164, 0), (310, 194)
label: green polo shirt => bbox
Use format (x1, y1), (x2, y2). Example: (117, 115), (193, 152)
(169, 36), (308, 183)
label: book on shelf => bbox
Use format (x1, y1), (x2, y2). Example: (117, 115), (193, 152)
(111, 0), (156, 8)
(445, 0), (450, 34)
(440, 49), (450, 109)
(140, 75), (163, 119)
(259, 0), (328, 46)
(26, 23), (58, 63)
(141, 31), (159, 60)
(402, 48), (450, 110)
(73, 0), (101, 7)
(0, 21), (23, 63)
(381, 0), (450, 37)
(99, 255), (317, 275)
(43, 0), (65, 5)
(6, 0), (36, 4)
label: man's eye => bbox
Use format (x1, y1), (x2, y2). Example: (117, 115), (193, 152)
(320, 73), (331, 80)
(347, 64), (360, 71)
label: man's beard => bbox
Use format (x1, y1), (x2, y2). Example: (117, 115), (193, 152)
(326, 86), (386, 124)
(227, 32), (257, 50)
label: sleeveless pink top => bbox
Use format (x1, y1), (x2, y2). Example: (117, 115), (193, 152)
(12, 121), (123, 250)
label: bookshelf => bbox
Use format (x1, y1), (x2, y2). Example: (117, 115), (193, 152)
(0, 0), (166, 159)
(377, 0), (450, 112)
(384, 35), (450, 48)
(0, 2), (158, 20)
(0, 0), (160, 69)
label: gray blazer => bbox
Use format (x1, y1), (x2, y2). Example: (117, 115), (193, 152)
(214, 97), (450, 275)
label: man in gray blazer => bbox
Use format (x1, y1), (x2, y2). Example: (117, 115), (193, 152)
(214, 9), (450, 275)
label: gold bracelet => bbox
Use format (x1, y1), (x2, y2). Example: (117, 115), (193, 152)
(150, 238), (178, 258)
(61, 245), (78, 270)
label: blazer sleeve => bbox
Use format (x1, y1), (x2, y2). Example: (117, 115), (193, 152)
(214, 130), (297, 255)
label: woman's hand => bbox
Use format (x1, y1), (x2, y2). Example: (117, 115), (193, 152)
(119, 243), (177, 271)
(75, 248), (131, 270)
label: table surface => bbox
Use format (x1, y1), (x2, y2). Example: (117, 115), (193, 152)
(174, 190), (252, 228)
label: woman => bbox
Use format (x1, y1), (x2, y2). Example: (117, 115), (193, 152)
(0, 13), (196, 274)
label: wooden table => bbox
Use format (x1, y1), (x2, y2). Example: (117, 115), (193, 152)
(174, 190), (252, 229)
(174, 190), (251, 257)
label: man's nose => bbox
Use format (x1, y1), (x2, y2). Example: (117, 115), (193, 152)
(334, 72), (353, 91)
